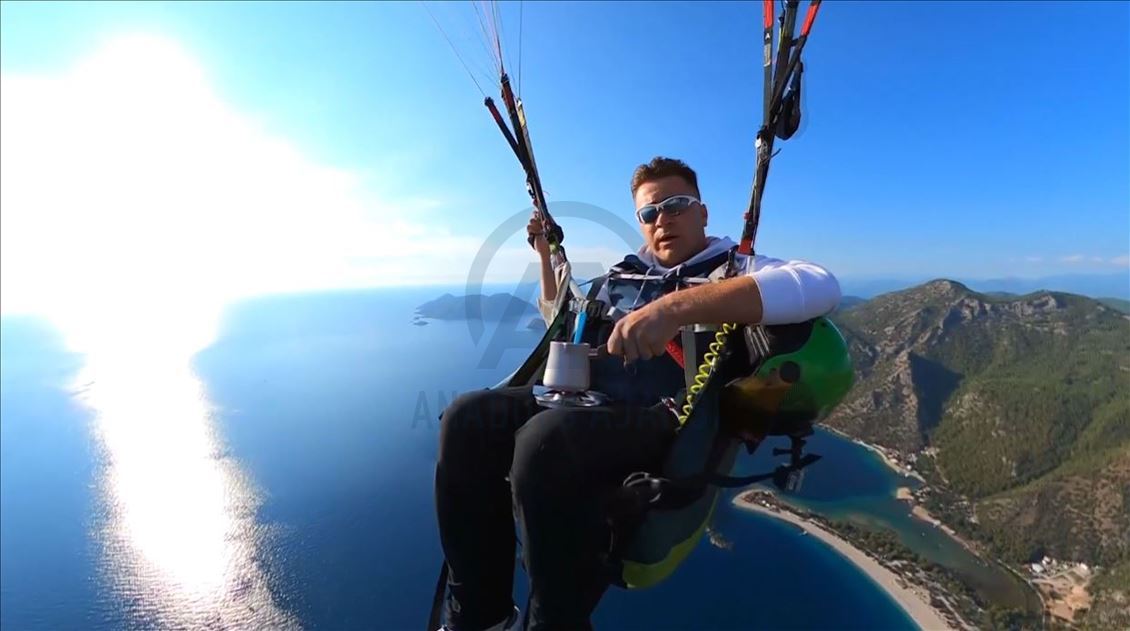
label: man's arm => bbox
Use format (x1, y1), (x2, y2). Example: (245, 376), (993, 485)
(538, 249), (557, 305)
(534, 251), (560, 325)
(660, 257), (842, 326)
(529, 213), (559, 324)
(608, 257), (841, 362)
(660, 275), (764, 326)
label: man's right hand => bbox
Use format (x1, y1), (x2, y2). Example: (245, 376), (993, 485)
(527, 212), (551, 259)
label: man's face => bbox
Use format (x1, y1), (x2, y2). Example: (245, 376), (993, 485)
(633, 175), (709, 267)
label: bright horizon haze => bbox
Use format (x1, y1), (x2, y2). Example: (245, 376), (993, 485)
(2, 0), (1127, 320)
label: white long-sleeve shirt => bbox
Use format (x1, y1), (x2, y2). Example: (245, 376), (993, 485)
(537, 236), (841, 326)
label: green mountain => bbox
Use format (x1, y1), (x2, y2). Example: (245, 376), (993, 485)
(835, 295), (868, 311)
(1097, 297), (1130, 314)
(824, 279), (1130, 626)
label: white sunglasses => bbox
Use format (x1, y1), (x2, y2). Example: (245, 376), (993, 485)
(635, 195), (701, 224)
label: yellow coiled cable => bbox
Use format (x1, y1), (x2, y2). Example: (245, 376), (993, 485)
(676, 322), (738, 426)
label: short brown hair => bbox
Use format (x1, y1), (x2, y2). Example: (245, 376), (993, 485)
(630, 156), (700, 199)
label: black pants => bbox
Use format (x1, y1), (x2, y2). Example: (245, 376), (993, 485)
(435, 386), (678, 631)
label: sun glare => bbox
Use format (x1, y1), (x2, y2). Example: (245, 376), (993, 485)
(0, 32), (628, 329)
(74, 342), (297, 628)
(1, 33), (477, 331)
(0, 34), (313, 626)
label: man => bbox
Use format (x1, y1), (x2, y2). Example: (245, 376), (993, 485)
(435, 157), (840, 631)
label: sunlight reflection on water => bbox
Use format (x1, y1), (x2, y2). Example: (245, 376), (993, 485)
(61, 302), (298, 628)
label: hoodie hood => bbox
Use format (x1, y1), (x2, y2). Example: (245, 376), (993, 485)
(635, 236), (737, 274)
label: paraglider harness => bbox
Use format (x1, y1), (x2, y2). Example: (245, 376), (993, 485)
(426, 1), (850, 627)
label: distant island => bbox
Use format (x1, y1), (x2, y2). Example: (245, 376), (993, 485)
(415, 292), (538, 321)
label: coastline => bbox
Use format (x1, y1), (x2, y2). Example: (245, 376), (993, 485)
(822, 428), (984, 560)
(895, 486), (981, 557)
(810, 429), (1047, 624)
(734, 493), (956, 631)
(822, 426), (926, 483)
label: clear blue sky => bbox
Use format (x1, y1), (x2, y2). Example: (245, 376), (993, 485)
(1, 0), (1127, 313)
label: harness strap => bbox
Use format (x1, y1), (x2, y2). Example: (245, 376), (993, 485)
(426, 562), (448, 631)
(609, 273), (712, 284)
(620, 451), (823, 512)
(567, 274), (612, 327)
(680, 328), (698, 394)
(585, 273), (608, 301)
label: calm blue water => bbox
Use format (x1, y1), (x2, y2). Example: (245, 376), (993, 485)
(1, 287), (918, 630)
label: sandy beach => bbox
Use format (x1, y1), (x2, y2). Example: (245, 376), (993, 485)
(734, 495), (955, 631)
(895, 487), (982, 558)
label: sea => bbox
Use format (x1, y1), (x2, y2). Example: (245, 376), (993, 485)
(0, 286), (1035, 630)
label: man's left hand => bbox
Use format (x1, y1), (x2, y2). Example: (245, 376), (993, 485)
(606, 300), (681, 364)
